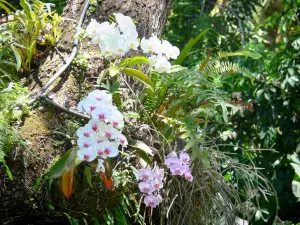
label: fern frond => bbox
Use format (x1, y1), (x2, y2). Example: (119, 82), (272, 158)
(215, 50), (261, 59)
(202, 61), (253, 79)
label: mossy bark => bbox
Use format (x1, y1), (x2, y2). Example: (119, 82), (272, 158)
(0, 0), (171, 224)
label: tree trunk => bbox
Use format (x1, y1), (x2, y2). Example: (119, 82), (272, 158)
(0, 0), (171, 224)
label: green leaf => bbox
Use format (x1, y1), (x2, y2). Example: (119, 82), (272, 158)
(33, 174), (44, 190)
(10, 45), (22, 71)
(120, 56), (149, 67)
(123, 112), (140, 118)
(220, 103), (228, 124)
(122, 68), (154, 91)
(48, 204), (54, 210)
(264, 92), (271, 101)
(256, 89), (264, 98)
(135, 149), (152, 166)
(49, 149), (78, 178)
(129, 140), (153, 166)
(173, 28), (209, 65)
(3, 161), (13, 180)
(84, 166), (93, 188)
(201, 151), (211, 169)
(0, 1), (15, 13)
(109, 64), (122, 77)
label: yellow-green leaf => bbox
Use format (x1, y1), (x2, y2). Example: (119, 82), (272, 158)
(122, 68), (154, 92)
(120, 56), (149, 67)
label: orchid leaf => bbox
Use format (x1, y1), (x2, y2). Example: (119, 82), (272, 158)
(122, 68), (154, 92)
(49, 149), (78, 179)
(129, 140), (153, 166)
(120, 56), (149, 67)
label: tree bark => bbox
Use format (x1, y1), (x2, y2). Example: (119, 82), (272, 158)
(0, 0), (171, 224)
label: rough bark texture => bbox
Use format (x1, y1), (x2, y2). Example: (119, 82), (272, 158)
(0, 0), (171, 224)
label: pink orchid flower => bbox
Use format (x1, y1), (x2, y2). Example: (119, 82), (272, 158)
(138, 167), (154, 182)
(138, 182), (154, 194)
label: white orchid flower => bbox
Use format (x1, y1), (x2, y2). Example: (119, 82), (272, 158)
(100, 141), (119, 158)
(77, 147), (97, 162)
(98, 123), (120, 140)
(88, 90), (112, 103)
(96, 158), (105, 173)
(154, 55), (171, 73)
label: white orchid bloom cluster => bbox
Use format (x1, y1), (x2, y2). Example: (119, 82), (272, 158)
(165, 151), (193, 182)
(76, 90), (128, 170)
(137, 166), (164, 208)
(142, 38), (180, 73)
(86, 13), (139, 57)
(85, 13), (180, 73)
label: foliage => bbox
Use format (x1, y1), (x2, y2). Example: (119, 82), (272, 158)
(164, 0), (300, 223)
(0, 0), (61, 72)
(0, 81), (28, 178)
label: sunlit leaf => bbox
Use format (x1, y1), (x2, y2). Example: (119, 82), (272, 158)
(122, 68), (154, 92)
(49, 149), (78, 179)
(120, 56), (149, 67)
(173, 29), (209, 65)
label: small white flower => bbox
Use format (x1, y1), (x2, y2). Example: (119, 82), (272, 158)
(115, 35), (129, 55)
(77, 136), (96, 149)
(86, 19), (101, 38)
(108, 110), (124, 129)
(78, 98), (99, 114)
(96, 158), (105, 173)
(76, 120), (98, 139)
(77, 147), (97, 162)
(141, 36), (161, 54)
(91, 105), (114, 122)
(91, 34), (104, 45)
(100, 42), (114, 57)
(100, 141), (119, 158)
(88, 90), (112, 104)
(127, 38), (139, 50)
(160, 40), (180, 59)
(116, 133), (128, 147)
(154, 55), (171, 73)
(114, 13), (136, 35)
(98, 123), (120, 140)
(92, 132), (109, 144)
(168, 46), (180, 59)
(148, 55), (157, 67)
